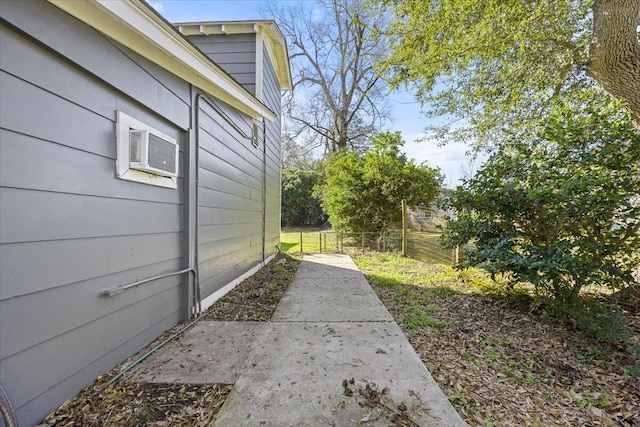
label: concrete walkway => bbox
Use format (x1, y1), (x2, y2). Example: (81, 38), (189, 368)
(132, 254), (468, 426)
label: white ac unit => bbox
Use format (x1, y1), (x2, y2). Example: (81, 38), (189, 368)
(129, 129), (178, 178)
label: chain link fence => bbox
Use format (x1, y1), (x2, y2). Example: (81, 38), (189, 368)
(280, 230), (457, 264)
(281, 229), (638, 311)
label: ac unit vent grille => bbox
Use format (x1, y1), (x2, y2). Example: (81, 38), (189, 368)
(148, 133), (177, 175)
(252, 119), (259, 148)
(128, 129), (178, 178)
(130, 131), (141, 162)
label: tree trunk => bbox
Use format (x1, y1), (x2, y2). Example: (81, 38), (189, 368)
(587, 0), (640, 131)
(334, 113), (349, 151)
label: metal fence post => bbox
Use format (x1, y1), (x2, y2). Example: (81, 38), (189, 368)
(402, 199), (408, 257)
(362, 232), (365, 255)
(319, 232), (322, 253)
(300, 232), (303, 253)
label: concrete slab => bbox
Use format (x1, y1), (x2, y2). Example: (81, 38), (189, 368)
(273, 255), (394, 322)
(129, 321), (269, 384)
(293, 254), (363, 279)
(129, 254), (467, 426)
(213, 255), (467, 426)
(273, 288), (395, 322)
(214, 322), (464, 426)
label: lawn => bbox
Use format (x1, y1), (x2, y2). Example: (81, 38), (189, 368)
(353, 253), (640, 427)
(280, 230), (324, 253)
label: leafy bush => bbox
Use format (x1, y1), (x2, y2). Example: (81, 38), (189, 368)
(319, 132), (442, 232)
(553, 298), (629, 343)
(442, 99), (639, 340)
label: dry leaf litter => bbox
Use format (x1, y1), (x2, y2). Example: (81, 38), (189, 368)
(368, 263), (640, 427)
(36, 253), (299, 427)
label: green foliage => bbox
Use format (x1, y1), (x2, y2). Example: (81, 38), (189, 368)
(571, 344), (604, 364)
(552, 298), (629, 343)
(442, 99), (640, 326)
(566, 390), (610, 409)
(422, 286), (456, 298)
(319, 131), (442, 232)
(374, 0), (597, 143)
(405, 308), (449, 330)
(484, 346), (499, 363)
(627, 345), (640, 378)
(281, 168), (328, 226)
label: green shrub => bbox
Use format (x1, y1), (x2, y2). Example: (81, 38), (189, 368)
(549, 298), (629, 343)
(442, 99), (639, 340)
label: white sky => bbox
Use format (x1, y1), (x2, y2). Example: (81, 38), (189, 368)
(153, 0), (481, 187)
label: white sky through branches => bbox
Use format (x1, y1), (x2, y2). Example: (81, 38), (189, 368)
(155, 0), (481, 186)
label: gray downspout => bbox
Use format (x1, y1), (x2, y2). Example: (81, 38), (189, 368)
(190, 93), (204, 317)
(262, 119), (267, 262)
(181, 85), (198, 320)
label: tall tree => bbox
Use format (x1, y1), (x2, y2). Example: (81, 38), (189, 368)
(280, 132), (321, 170)
(268, 0), (391, 155)
(319, 132), (442, 233)
(375, 0), (640, 141)
(281, 168), (328, 227)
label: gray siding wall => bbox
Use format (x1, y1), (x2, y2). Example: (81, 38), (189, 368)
(0, 4), (285, 426)
(196, 98), (265, 298)
(261, 45), (283, 254)
(189, 33), (257, 95)
(0, 2), (189, 425)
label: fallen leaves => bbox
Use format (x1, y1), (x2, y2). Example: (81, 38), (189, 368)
(364, 260), (640, 427)
(35, 253), (300, 426)
(203, 254), (300, 321)
(342, 378), (420, 427)
(36, 381), (232, 427)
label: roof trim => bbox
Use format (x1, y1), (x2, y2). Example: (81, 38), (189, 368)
(175, 20), (293, 91)
(47, 0), (276, 121)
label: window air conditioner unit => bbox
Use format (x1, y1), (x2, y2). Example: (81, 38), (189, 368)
(129, 129), (178, 178)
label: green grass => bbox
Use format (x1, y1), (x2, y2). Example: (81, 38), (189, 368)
(280, 241), (299, 252)
(280, 229), (455, 265)
(355, 253), (456, 289)
(354, 253), (460, 334)
(280, 231), (326, 253)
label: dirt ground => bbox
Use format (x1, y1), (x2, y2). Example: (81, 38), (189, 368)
(367, 264), (640, 427)
(36, 253), (299, 427)
(36, 254), (639, 426)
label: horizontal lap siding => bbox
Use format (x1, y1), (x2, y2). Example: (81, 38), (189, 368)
(262, 45), (283, 253)
(197, 99), (264, 298)
(189, 33), (257, 96)
(0, 2), (189, 425)
(0, 0), (190, 127)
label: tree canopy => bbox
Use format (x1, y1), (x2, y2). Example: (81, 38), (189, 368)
(281, 168), (328, 227)
(375, 0), (640, 141)
(319, 132), (442, 232)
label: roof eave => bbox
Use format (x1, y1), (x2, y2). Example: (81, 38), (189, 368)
(175, 20), (293, 91)
(47, 0), (276, 121)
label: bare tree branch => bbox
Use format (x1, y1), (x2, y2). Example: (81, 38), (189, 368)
(266, 0), (392, 158)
